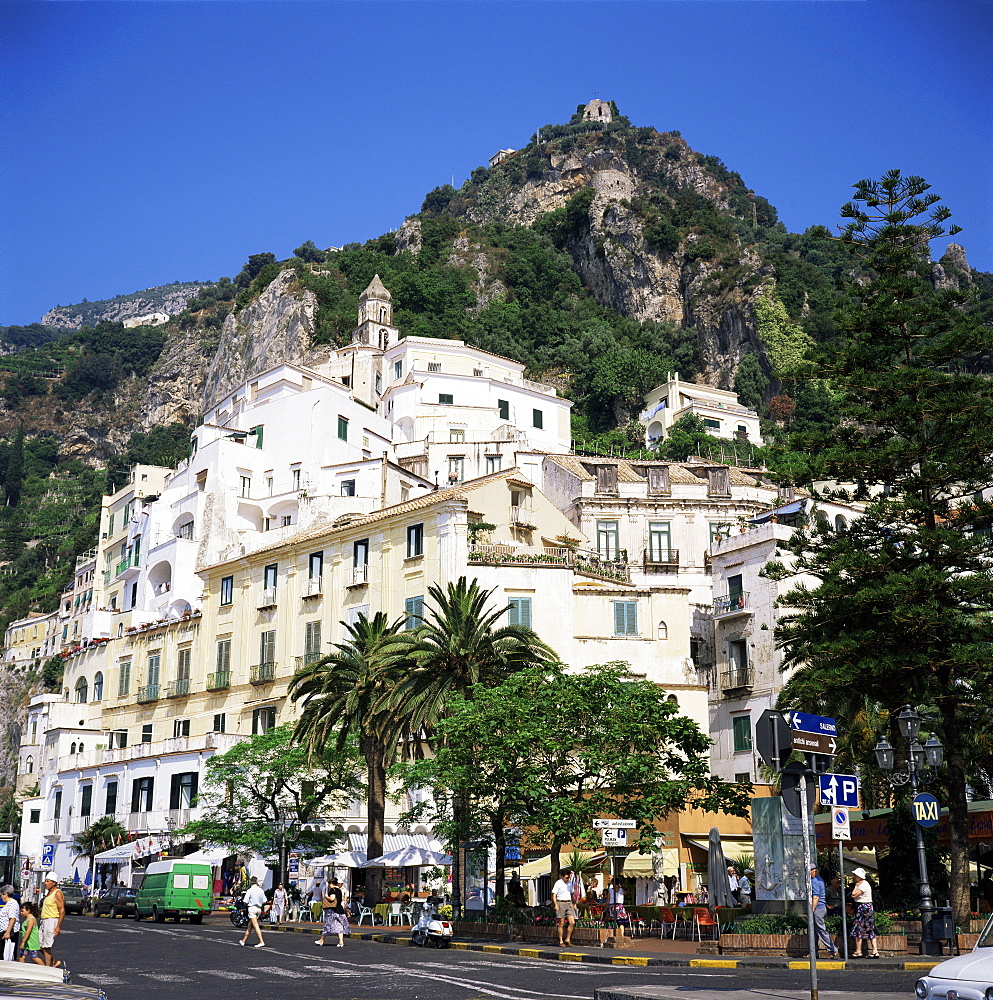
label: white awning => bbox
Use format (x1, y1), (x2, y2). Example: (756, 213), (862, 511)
(346, 833), (444, 854)
(93, 844), (137, 862)
(182, 848), (232, 865)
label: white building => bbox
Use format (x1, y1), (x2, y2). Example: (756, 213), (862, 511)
(641, 373), (762, 446)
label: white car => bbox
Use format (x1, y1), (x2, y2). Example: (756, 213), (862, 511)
(915, 914), (993, 1000)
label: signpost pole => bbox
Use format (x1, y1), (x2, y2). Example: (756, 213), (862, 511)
(799, 772), (818, 1000)
(837, 841), (848, 961)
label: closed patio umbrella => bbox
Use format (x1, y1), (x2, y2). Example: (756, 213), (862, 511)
(708, 827), (732, 908)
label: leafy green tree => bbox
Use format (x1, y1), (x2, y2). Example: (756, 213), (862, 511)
(398, 663), (750, 890)
(576, 346), (669, 430)
(290, 613), (414, 904)
(754, 291), (815, 380)
(4, 427), (24, 506)
(293, 240), (325, 263)
(234, 252), (278, 288)
(732, 352), (769, 412)
(775, 171), (993, 921)
(179, 724), (363, 887)
(56, 354), (123, 402)
(389, 577), (557, 914)
(421, 184), (456, 216)
(655, 413), (712, 460)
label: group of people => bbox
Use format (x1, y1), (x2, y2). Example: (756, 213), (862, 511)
(0, 873), (66, 969)
(725, 865), (753, 907)
(550, 869), (629, 948)
(238, 876), (351, 949)
(810, 865), (880, 959)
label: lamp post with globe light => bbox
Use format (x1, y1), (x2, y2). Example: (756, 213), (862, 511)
(874, 706), (944, 955)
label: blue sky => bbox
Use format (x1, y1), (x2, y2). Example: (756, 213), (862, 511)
(2, 1), (990, 325)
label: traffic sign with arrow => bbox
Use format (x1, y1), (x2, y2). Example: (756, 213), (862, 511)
(819, 773), (859, 808)
(791, 731), (837, 755)
(785, 711), (837, 736)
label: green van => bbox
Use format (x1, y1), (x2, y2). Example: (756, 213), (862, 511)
(134, 859), (213, 923)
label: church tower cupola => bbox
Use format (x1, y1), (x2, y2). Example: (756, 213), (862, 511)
(352, 274), (397, 349)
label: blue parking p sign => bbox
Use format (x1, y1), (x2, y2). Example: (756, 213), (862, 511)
(41, 844), (55, 868)
(819, 773), (860, 808)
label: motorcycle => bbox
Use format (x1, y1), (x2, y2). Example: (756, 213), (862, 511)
(411, 897), (452, 948)
(229, 893), (249, 929)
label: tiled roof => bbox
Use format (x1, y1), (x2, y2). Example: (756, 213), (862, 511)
(545, 454), (765, 488)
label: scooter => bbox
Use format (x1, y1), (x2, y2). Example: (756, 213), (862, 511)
(229, 893), (249, 929)
(410, 897), (452, 948)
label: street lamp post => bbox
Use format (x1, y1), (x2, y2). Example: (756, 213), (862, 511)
(874, 707), (944, 956)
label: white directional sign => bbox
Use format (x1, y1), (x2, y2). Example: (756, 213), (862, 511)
(592, 818), (637, 829)
(819, 773), (860, 808)
(601, 828), (628, 847)
(831, 806), (851, 841)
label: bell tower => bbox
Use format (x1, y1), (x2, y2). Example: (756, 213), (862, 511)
(352, 274), (398, 350)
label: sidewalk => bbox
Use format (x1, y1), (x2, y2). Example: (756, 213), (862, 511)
(205, 915), (944, 971)
(595, 989), (915, 1000)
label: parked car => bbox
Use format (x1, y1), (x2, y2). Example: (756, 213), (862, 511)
(59, 885), (89, 916)
(914, 913), (993, 1000)
(91, 885), (137, 918)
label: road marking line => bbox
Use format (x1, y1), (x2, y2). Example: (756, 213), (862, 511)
(689, 959), (738, 968)
(143, 973), (193, 982)
(79, 976), (128, 986)
(251, 966), (309, 978)
(200, 970), (255, 980)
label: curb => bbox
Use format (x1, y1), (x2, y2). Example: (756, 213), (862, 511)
(255, 924), (943, 971)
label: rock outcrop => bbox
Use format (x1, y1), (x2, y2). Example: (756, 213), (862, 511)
(41, 283), (206, 330)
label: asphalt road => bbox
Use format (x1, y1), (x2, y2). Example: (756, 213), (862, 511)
(52, 915), (920, 1000)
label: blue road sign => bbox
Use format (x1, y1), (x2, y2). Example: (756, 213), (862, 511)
(913, 793), (941, 828)
(819, 773), (860, 807)
(785, 711), (837, 736)
(41, 844), (55, 868)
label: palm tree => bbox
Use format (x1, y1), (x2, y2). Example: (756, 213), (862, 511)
(71, 817), (127, 884)
(389, 576), (558, 914)
(290, 612), (412, 905)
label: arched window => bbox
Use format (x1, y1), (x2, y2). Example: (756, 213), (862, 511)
(74, 677), (88, 704)
(79, 743), (84, 753)
(70, 743), (77, 755)
(835, 515), (848, 531)
(657, 621), (668, 640)
(26, 755), (34, 774)
(93, 672), (103, 702)
(666, 694), (679, 707)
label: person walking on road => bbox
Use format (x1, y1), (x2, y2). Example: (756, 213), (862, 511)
(850, 868), (880, 958)
(315, 878), (350, 948)
(0, 886), (19, 961)
(270, 884), (287, 925)
(239, 877), (267, 948)
(17, 904), (43, 965)
(551, 868), (577, 948)
(38, 874), (64, 968)
(810, 866), (839, 958)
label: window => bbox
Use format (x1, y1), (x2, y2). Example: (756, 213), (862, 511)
(508, 597), (532, 628)
(447, 456), (464, 483)
(147, 653), (160, 690)
(259, 630), (276, 667)
(170, 772), (198, 810)
(657, 620), (668, 639)
(728, 574), (744, 600)
(80, 785), (92, 817)
(485, 455), (502, 474)
(92, 671), (104, 701)
(216, 639), (231, 675)
(438, 393), (453, 405)
(252, 707), (276, 734)
(304, 621), (322, 662)
(341, 479), (356, 496)
(648, 522), (672, 562)
(375, 373), (382, 394)
(177, 520), (194, 539)
(735, 771), (752, 783)
(450, 428), (465, 443)
(172, 719), (190, 739)
(406, 523), (424, 558)
(308, 551), (323, 580)
(497, 399), (509, 421)
(428, 362), (441, 372)
(596, 520), (620, 560)
(647, 466), (670, 495)
(292, 469), (301, 490)
(105, 780), (117, 816)
(131, 776), (154, 813)
(25, 755), (33, 774)
(29, 809), (40, 824)
(108, 512), (115, 535)
(394, 360), (403, 380)
(704, 418), (721, 431)
(240, 476), (251, 498)
(122, 502), (131, 524)
(473, 368), (483, 377)
(708, 522), (725, 548)
(264, 563), (278, 591)
(220, 575), (234, 606)
(177, 648), (191, 682)
(728, 639), (749, 683)
(141, 723), (153, 744)
(212, 713), (226, 734)
(405, 596), (424, 630)
(337, 415), (349, 441)
(74, 677), (88, 704)
(281, 515), (292, 527)
(353, 539), (368, 567)
(532, 409), (543, 429)
(613, 600), (638, 636)
(732, 714), (752, 753)
(111, 730), (127, 749)
(266, 477), (274, 496)
(835, 515), (848, 531)
(52, 789), (61, 820)
(249, 424), (264, 449)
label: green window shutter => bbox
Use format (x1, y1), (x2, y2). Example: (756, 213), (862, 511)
(405, 596), (424, 630)
(338, 416), (348, 440)
(305, 621), (321, 656)
(614, 601), (637, 636)
(498, 400), (509, 420)
(509, 598), (532, 628)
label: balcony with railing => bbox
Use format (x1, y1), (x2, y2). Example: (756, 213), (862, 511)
(509, 506), (537, 530)
(721, 665), (753, 694)
(713, 592), (751, 618)
(294, 652), (322, 669)
(165, 677), (191, 698)
(347, 565), (368, 587)
(468, 545), (631, 584)
(643, 547), (680, 571)
(250, 661), (276, 685)
(206, 670), (231, 691)
(115, 552), (138, 578)
(136, 683), (160, 704)
(302, 575), (323, 598)
(257, 587), (277, 609)
(75, 547), (98, 570)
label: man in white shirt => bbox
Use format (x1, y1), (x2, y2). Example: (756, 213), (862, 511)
(239, 877), (267, 948)
(550, 868), (576, 948)
(0, 886), (19, 961)
(727, 866), (740, 905)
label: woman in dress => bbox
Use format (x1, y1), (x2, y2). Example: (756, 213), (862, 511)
(270, 883), (287, 924)
(850, 868), (880, 958)
(316, 878), (350, 948)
